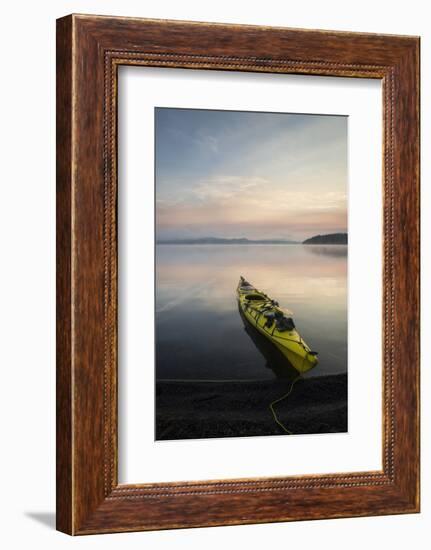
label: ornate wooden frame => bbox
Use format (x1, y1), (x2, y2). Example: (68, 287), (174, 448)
(56, 14), (420, 535)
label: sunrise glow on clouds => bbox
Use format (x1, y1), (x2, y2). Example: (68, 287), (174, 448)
(155, 108), (347, 241)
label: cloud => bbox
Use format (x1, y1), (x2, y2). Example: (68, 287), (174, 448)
(155, 109), (348, 240)
(192, 175), (267, 202)
(156, 178), (347, 240)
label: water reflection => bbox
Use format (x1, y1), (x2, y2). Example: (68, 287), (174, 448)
(304, 244), (348, 258)
(156, 244), (347, 380)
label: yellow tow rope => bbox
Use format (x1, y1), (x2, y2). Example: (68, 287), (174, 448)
(269, 375), (301, 435)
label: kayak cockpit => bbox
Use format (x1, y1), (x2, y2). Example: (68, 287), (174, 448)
(244, 293), (266, 301)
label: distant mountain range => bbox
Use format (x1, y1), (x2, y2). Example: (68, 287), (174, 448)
(156, 233), (348, 245)
(303, 233), (348, 245)
(156, 237), (299, 245)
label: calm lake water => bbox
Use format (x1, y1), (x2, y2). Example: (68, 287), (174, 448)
(155, 244), (347, 381)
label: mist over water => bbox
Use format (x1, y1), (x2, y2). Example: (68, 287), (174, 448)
(155, 244), (347, 381)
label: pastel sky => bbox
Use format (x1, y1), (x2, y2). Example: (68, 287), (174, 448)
(155, 108), (347, 241)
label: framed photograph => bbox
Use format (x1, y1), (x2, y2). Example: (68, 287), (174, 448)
(56, 14), (420, 534)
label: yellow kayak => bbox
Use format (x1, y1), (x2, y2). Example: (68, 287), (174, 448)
(237, 276), (318, 373)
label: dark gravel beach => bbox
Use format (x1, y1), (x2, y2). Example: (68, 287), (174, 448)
(156, 374), (347, 440)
